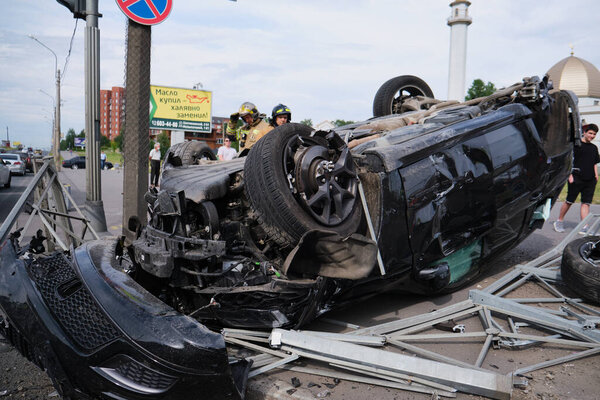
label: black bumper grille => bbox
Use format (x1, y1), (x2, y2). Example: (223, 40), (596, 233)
(29, 253), (120, 350)
(115, 358), (176, 390)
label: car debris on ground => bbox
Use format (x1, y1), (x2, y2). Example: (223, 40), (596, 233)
(225, 218), (600, 399)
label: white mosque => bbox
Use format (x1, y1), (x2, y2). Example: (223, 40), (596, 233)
(546, 49), (600, 128)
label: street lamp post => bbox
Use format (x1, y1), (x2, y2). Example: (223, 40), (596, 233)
(39, 90), (56, 146)
(29, 35), (61, 171)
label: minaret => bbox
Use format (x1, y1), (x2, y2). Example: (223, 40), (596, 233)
(447, 1), (472, 100)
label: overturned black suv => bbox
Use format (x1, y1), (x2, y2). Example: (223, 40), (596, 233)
(0, 75), (580, 399)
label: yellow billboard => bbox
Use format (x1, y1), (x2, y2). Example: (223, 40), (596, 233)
(149, 85), (212, 132)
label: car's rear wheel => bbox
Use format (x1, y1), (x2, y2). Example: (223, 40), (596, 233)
(163, 141), (217, 171)
(244, 123), (362, 248)
(561, 236), (600, 304)
(373, 75), (434, 117)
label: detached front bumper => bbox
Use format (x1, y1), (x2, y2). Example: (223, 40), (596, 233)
(0, 239), (249, 400)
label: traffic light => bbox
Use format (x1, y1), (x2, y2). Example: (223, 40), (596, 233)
(56, 0), (87, 20)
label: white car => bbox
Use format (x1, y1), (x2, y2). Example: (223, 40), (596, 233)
(0, 153), (26, 176)
(0, 157), (11, 188)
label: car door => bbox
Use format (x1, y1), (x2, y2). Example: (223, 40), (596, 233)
(78, 156), (86, 168)
(401, 136), (495, 282)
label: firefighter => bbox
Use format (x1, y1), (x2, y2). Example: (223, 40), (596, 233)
(270, 104), (292, 127)
(226, 102), (273, 154)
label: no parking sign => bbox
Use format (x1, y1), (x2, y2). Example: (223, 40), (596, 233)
(115, 0), (172, 26)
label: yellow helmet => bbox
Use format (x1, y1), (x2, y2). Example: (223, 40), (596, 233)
(238, 102), (258, 119)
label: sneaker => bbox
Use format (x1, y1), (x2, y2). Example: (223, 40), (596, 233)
(553, 220), (565, 233)
(579, 225), (589, 235)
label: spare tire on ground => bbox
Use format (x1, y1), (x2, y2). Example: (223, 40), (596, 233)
(561, 235), (600, 304)
(244, 123), (363, 248)
(373, 75), (434, 117)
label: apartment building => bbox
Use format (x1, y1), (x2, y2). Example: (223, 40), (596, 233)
(100, 87), (125, 140)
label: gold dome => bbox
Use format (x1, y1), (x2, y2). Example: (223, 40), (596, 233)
(547, 55), (600, 98)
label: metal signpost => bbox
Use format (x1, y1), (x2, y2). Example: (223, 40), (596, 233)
(56, 0), (106, 232)
(83, 0), (107, 232)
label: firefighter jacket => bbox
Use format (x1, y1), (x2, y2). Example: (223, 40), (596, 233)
(226, 117), (273, 153)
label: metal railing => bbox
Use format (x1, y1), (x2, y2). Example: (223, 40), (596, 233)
(0, 158), (99, 252)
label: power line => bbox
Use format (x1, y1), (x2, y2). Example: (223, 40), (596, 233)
(61, 19), (79, 81)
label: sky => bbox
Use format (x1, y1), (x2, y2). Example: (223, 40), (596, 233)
(1, 0), (599, 149)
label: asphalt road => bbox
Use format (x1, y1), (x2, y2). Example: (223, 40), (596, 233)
(0, 172), (33, 224)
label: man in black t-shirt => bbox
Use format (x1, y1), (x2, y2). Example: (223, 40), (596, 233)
(554, 124), (600, 233)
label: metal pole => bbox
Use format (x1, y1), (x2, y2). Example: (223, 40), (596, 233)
(83, 0), (107, 232)
(39, 91), (56, 146)
(55, 69), (61, 171)
(28, 35), (59, 161)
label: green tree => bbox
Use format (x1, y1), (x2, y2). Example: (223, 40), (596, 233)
(77, 129), (85, 138)
(113, 131), (123, 152)
(100, 134), (111, 148)
(61, 128), (76, 150)
(465, 79), (496, 101)
(157, 132), (170, 159)
(333, 119), (355, 128)
(299, 118), (313, 127)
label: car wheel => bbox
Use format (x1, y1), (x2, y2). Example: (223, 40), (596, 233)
(4, 175), (10, 188)
(561, 236), (600, 304)
(244, 123), (363, 248)
(72, 164), (78, 170)
(372, 75), (434, 117)
(163, 141), (216, 171)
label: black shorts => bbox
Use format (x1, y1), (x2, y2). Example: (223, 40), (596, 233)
(566, 178), (597, 204)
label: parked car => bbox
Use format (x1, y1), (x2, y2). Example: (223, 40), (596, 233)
(0, 157), (11, 188)
(0, 75), (581, 399)
(62, 155), (113, 170)
(0, 153), (26, 175)
(62, 155), (86, 169)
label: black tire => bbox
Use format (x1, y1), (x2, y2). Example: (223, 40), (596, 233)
(373, 75), (434, 117)
(4, 175), (10, 188)
(244, 123), (363, 248)
(561, 236), (600, 304)
(163, 141), (217, 170)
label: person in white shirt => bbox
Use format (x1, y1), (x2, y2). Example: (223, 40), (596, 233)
(149, 143), (161, 188)
(100, 150), (107, 170)
(217, 138), (237, 161)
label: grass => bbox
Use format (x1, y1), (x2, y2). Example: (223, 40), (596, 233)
(557, 183), (600, 205)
